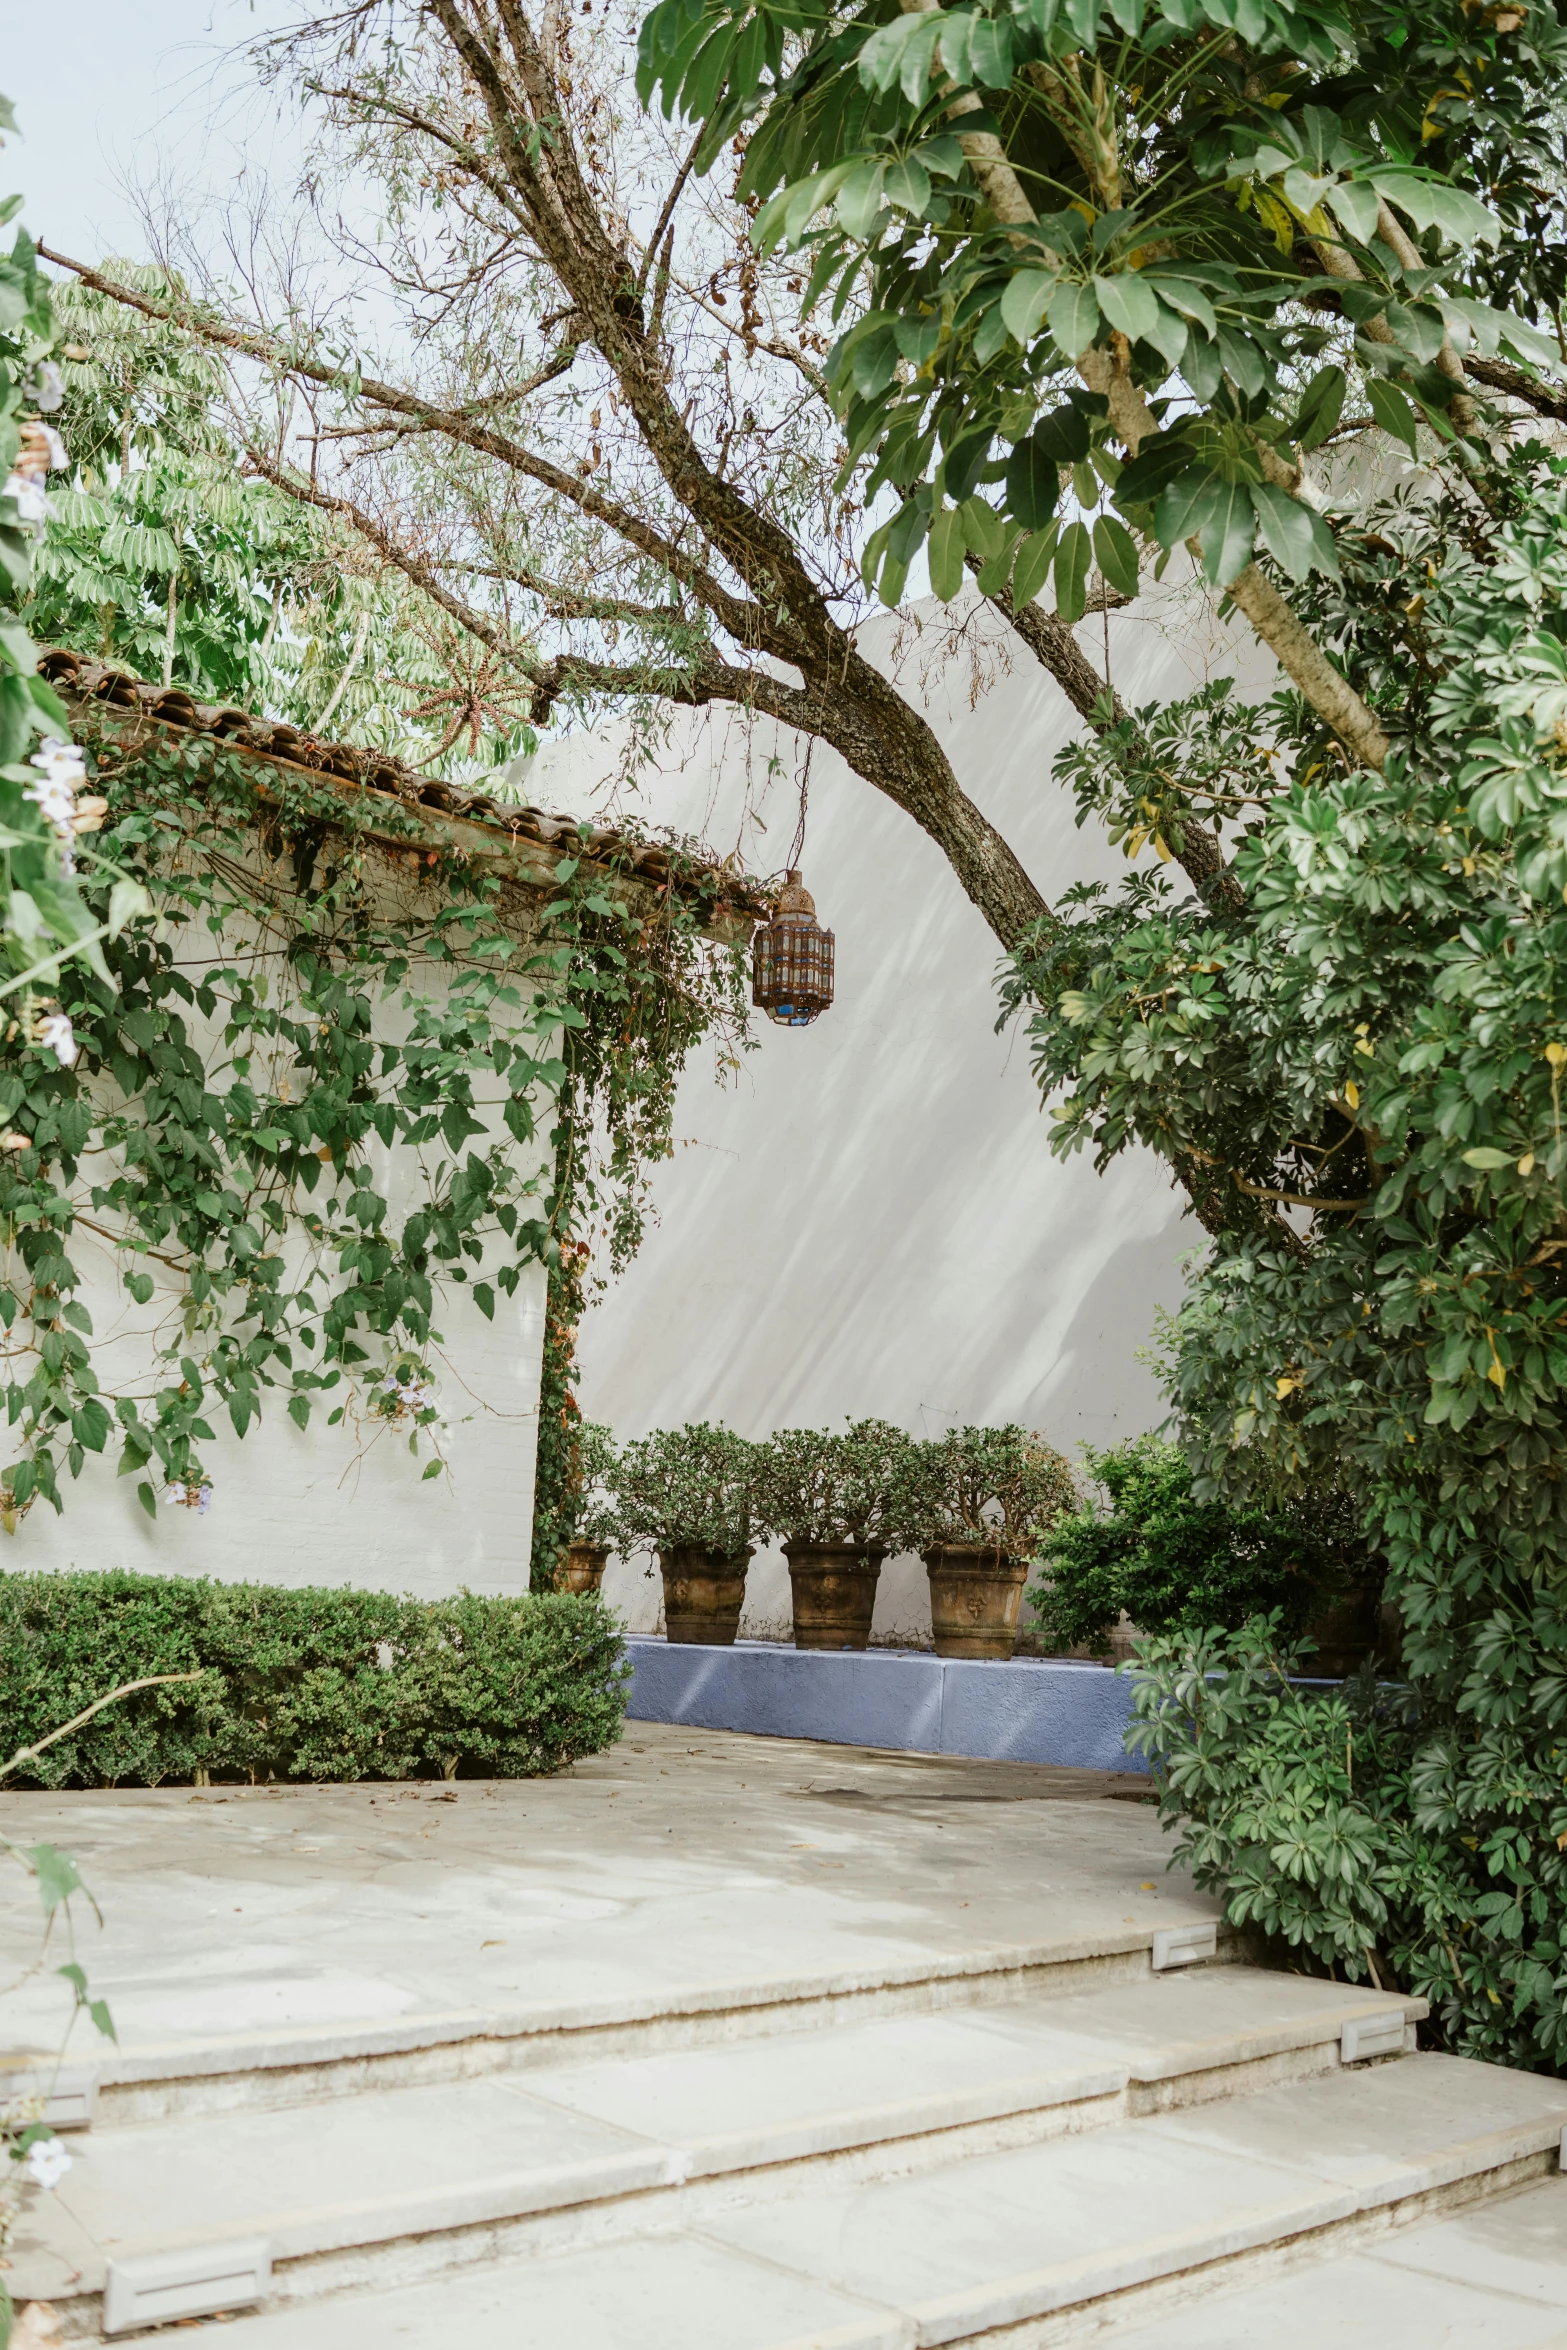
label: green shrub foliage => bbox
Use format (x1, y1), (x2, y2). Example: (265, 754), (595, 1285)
(754, 1420), (911, 1547)
(887, 1424), (1079, 1556)
(0, 1571), (628, 1786)
(1124, 1619), (1561, 2064)
(1029, 1436), (1362, 1655)
(611, 1422), (760, 1556)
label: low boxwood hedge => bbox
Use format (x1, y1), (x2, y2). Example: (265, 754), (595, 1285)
(0, 1572), (629, 1787)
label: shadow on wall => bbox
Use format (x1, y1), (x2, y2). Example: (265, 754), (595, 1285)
(559, 585), (1253, 1631)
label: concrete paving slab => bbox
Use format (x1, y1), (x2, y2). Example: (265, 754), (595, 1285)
(1084, 2247), (1567, 2348)
(706, 2059), (1567, 2345)
(1087, 2180), (1567, 2347)
(706, 2118), (1354, 2344)
(42, 2074), (677, 2274)
(184, 2231), (915, 2350)
(529, 2008), (1125, 2173)
(0, 1726), (1213, 2081)
(1152, 2054), (1567, 2205)
(1370, 2177), (1567, 2309)
(524, 1966), (1420, 2178)
(1003, 1963), (1425, 2081)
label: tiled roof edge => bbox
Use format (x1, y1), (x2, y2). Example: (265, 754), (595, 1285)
(39, 647), (773, 923)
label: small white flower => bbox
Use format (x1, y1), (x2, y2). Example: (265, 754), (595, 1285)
(2, 472), (46, 526)
(22, 2134), (71, 2190)
(36, 1014), (77, 1068)
(30, 363), (65, 415)
(31, 738), (86, 789)
(26, 741), (88, 857)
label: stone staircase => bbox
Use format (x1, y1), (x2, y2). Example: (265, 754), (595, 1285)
(10, 1911), (1566, 2346)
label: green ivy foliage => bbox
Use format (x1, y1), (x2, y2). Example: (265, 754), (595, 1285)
(0, 704), (750, 1535)
(0, 1568), (629, 1786)
(1029, 1433), (1359, 1652)
(637, 0), (1567, 610)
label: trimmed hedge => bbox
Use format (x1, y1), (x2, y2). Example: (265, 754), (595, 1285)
(0, 1572), (629, 1787)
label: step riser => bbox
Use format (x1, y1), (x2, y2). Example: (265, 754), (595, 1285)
(91, 1948), (1181, 2128)
(46, 2034), (1409, 2337)
(1127, 2036), (1412, 2119)
(952, 2147), (1561, 2348)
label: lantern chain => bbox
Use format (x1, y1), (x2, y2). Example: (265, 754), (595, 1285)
(787, 739), (812, 872)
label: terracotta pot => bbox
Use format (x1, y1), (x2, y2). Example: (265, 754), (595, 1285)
(923, 1544), (1030, 1660)
(659, 1544), (753, 1644)
(557, 1542), (610, 1596)
(783, 1541), (885, 1650)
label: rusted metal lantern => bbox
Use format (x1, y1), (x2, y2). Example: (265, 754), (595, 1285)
(752, 869), (834, 1027)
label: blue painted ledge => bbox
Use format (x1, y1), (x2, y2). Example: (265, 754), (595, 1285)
(624, 1636), (1148, 1773)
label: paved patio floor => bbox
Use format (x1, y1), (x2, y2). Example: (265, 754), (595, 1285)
(0, 1725), (1204, 2071)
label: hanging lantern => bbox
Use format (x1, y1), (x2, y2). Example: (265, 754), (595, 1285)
(752, 869), (834, 1027)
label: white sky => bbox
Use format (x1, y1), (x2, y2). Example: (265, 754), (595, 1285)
(5, 2), (307, 265)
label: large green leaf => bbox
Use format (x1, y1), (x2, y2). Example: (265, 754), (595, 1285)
(967, 14), (1014, 83)
(1192, 480), (1257, 587)
(1368, 167), (1501, 251)
(1005, 430), (1060, 531)
(882, 158), (932, 216)
(928, 504), (966, 601)
(1093, 514), (1141, 599)
(1252, 483), (1339, 582)
(1293, 366), (1346, 451)
(1001, 270), (1056, 347)
(1366, 377), (1420, 455)
(1046, 281), (1101, 362)
(1054, 519), (1093, 620)
(1093, 272), (1162, 349)
(1011, 523), (1059, 607)
(836, 161), (887, 239)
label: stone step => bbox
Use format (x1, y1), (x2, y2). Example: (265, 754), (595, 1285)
(145, 2057), (1567, 2349)
(1086, 2172), (1567, 2348)
(11, 1966), (1423, 2332)
(1, 1916), (1240, 2129)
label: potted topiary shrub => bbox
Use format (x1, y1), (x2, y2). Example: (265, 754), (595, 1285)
(756, 1420), (910, 1650)
(611, 1422), (759, 1644)
(891, 1426), (1079, 1660)
(556, 1422), (620, 1595)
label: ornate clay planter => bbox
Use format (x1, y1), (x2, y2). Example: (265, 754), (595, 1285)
(923, 1543), (1030, 1660)
(659, 1544), (753, 1644)
(783, 1541), (885, 1650)
(557, 1541), (611, 1596)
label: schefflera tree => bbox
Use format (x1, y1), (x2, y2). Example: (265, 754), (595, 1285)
(636, 0), (1567, 2067)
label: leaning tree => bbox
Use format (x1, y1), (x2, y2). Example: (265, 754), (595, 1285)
(631, 0), (1567, 2067)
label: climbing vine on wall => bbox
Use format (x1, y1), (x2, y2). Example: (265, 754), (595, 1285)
(0, 696), (755, 1538)
(528, 838), (755, 1585)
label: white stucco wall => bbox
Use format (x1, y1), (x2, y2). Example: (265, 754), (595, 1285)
(7, 857), (550, 1603)
(525, 581), (1273, 1640)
